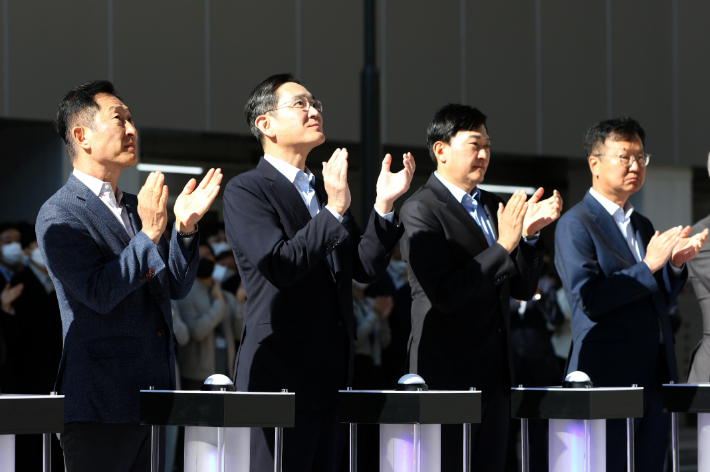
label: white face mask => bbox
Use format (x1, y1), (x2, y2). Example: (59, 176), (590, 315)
(211, 242), (230, 257)
(2, 242), (24, 266)
(212, 264), (235, 282)
(31, 247), (46, 269)
(352, 280), (370, 291)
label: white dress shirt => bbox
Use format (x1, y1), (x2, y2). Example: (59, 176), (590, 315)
(263, 154), (394, 223)
(73, 169), (135, 238)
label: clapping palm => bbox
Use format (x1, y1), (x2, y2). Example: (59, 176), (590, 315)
(375, 153), (416, 212)
(174, 168), (223, 231)
(523, 188), (563, 236)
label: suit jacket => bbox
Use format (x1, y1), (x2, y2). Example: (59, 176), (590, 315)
(400, 173), (544, 391)
(35, 174), (199, 423)
(554, 191), (684, 388)
(687, 215), (710, 382)
(223, 157), (402, 409)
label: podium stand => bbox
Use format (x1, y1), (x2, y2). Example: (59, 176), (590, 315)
(0, 392), (64, 472)
(511, 386), (642, 472)
(140, 389), (295, 472)
(338, 388), (481, 472)
(662, 383), (710, 472)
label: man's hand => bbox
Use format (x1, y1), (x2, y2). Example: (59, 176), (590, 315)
(373, 295), (394, 319)
(671, 227), (708, 268)
(323, 148), (351, 216)
(643, 226), (682, 273)
(374, 153), (415, 215)
(523, 188), (563, 237)
(1, 283), (23, 313)
(138, 171), (169, 244)
(174, 168), (223, 233)
(496, 190), (528, 254)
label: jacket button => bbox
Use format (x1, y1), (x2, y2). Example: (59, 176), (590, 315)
(148, 269), (155, 276)
(152, 293), (160, 300)
(158, 330), (165, 337)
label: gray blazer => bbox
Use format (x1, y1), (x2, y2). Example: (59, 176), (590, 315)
(688, 214), (710, 382)
(36, 174), (199, 423)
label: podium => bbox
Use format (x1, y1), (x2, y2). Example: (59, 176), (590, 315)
(140, 387), (295, 472)
(338, 385), (481, 472)
(662, 382), (710, 472)
(511, 385), (642, 472)
(0, 392), (64, 472)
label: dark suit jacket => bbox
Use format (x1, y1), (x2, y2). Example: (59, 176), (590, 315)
(36, 175), (199, 423)
(400, 173), (544, 391)
(223, 157), (402, 409)
(554, 191), (684, 388)
(686, 215), (710, 382)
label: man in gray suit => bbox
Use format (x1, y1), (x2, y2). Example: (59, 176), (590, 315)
(36, 80), (222, 471)
(688, 154), (710, 383)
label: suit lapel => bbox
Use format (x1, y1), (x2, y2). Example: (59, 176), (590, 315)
(585, 192), (638, 265)
(70, 175), (132, 247)
(122, 193), (142, 237)
(428, 174), (489, 250)
(630, 212), (649, 260)
(258, 158), (312, 228)
(480, 190), (500, 241)
(314, 177), (339, 277)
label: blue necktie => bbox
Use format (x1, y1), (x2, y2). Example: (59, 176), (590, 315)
(461, 192), (496, 246)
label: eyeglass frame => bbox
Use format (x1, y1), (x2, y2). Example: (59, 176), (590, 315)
(264, 96), (323, 114)
(592, 152), (651, 168)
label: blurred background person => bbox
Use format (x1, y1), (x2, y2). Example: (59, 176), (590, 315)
(177, 243), (241, 391)
(351, 281), (392, 390)
(213, 248), (241, 295)
(0, 223), (27, 284)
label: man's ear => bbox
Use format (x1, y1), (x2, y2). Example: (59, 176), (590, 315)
(588, 155), (600, 178)
(72, 126), (91, 153)
(255, 115), (276, 140)
(433, 141), (447, 165)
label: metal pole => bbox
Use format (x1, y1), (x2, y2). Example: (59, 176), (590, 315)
(463, 423), (471, 472)
(413, 424), (421, 472)
(149, 386), (159, 472)
(584, 419), (590, 472)
(626, 417), (635, 472)
(43, 433), (51, 472)
(671, 412), (679, 472)
(350, 423), (357, 472)
(521, 418), (529, 472)
(360, 0), (380, 224)
(275, 427), (283, 472)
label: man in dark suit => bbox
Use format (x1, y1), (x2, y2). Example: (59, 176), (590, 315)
(36, 80), (222, 472)
(400, 104), (562, 471)
(554, 117), (707, 471)
(223, 74), (414, 472)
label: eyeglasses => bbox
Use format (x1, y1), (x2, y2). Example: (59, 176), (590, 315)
(594, 153), (650, 168)
(265, 97), (323, 114)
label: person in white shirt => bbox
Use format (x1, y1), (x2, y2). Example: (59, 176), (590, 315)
(554, 116), (707, 472)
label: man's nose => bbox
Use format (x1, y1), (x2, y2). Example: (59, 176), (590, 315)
(126, 121), (137, 136)
(308, 104), (321, 119)
(629, 157), (640, 171)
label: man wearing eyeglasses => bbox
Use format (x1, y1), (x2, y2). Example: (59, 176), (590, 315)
(222, 74), (414, 471)
(554, 117), (707, 471)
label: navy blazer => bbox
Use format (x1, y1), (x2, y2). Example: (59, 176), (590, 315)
(554, 191), (684, 387)
(36, 175), (199, 423)
(223, 157), (402, 409)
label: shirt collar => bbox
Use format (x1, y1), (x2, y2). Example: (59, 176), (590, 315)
(589, 188), (634, 222)
(434, 171), (479, 205)
(264, 154), (314, 186)
(73, 168), (123, 203)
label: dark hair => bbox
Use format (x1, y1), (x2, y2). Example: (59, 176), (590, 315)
(54, 80), (120, 160)
(244, 74), (301, 146)
(583, 117), (645, 157)
(426, 104), (488, 163)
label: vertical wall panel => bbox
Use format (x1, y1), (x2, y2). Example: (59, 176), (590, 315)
(385, 1), (459, 147)
(541, 1), (606, 158)
(611, 0), (673, 165)
(8, 1), (107, 121)
(466, 1), (537, 156)
(113, 0), (204, 131)
(210, 1), (297, 136)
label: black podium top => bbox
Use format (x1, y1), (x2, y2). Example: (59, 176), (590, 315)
(511, 387), (643, 420)
(139, 390), (295, 427)
(0, 394), (64, 435)
(338, 390), (481, 424)
(662, 384), (710, 413)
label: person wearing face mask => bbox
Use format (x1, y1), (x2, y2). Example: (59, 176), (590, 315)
(0, 239), (65, 470)
(0, 223), (27, 283)
(213, 250), (241, 294)
(177, 244), (242, 391)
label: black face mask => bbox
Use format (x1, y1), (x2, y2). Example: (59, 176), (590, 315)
(197, 258), (215, 278)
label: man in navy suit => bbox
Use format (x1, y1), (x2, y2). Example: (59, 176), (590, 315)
(223, 74), (414, 471)
(36, 80), (222, 472)
(554, 117), (707, 471)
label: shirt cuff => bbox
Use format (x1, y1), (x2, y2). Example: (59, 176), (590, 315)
(325, 206), (344, 223)
(375, 207), (395, 223)
(670, 262), (685, 275)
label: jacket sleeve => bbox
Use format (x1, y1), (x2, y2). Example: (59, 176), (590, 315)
(347, 209), (404, 284)
(554, 213), (661, 321)
(401, 199), (519, 314)
(37, 203), (169, 315)
(166, 226), (199, 301)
